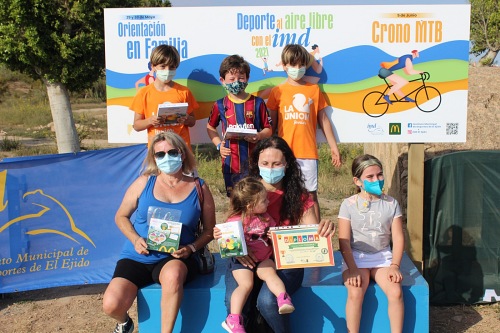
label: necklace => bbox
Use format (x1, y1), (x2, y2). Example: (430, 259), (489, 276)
(160, 175), (183, 189)
(356, 193), (372, 213)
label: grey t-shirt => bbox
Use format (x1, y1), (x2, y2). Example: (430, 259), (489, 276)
(338, 194), (402, 254)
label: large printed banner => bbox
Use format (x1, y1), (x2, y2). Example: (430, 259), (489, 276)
(0, 145), (146, 292)
(104, 4), (470, 144)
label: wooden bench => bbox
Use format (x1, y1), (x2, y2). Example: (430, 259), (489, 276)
(137, 252), (428, 332)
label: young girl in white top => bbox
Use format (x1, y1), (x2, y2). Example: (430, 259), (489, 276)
(338, 154), (405, 333)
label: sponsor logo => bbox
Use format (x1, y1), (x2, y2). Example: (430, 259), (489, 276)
(389, 123), (401, 135)
(367, 123), (384, 135)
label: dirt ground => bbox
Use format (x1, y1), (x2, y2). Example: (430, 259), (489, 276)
(1, 67), (499, 332)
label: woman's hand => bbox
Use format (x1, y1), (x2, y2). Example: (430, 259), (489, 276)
(171, 246), (192, 259)
(346, 268), (362, 287)
(134, 236), (149, 255)
(213, 226), (222, 239)
(388, 265), (403, 283)
(317, 219), (336, 237)
(235, 250), (257, 269)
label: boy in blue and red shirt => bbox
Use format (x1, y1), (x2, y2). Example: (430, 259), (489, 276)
(207, 55), (272, 196)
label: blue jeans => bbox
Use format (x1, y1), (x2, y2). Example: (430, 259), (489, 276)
(224, 259), (304, 333)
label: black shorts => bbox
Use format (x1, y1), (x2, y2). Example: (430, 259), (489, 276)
(112, 256), (199, 288)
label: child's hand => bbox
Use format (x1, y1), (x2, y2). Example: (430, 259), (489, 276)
(346, 268), (362, 287)
(388, 265), (403, 283)
(330, 148), (342, 168)
(219, 141), (230, 158)
(213, 226), (222, 239)
(149, 114), (161, 127)
(244, 135), (259, 144)
(317, 219), (336, 237)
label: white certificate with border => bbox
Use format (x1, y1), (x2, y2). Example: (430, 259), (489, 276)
(270, 225), (335, 270)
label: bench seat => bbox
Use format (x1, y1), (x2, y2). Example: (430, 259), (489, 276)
(137, 251), (428, 332)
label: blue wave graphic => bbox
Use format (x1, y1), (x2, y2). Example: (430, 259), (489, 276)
(324, 40), (469, 84)
(106, 40), (469, 88)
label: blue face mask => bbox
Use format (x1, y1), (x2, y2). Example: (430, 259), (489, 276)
(156, 154), (182, 175)
(259, 166), (286, 185)
(362, 179), (385, 196)
(223, 81), (248, 95)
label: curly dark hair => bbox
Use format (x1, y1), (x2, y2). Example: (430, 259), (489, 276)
(249, 136), (309, 226)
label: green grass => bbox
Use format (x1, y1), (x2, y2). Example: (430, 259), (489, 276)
(0, 66), (108, 153)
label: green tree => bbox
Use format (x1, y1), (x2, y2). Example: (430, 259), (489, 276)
(0, 0), (173, 153)
(470, 0), (500, 66)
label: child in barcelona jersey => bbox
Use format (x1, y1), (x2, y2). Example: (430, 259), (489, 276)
(207, 54), (272, 197)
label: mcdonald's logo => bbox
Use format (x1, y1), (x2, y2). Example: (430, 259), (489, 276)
(389, 123), (401, 135)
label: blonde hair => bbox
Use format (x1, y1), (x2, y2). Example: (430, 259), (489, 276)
(281, 44), (310, 67)
(351, 154), (383, 179)
(143, 132), (196, 175)
(150, 45), (180, 68)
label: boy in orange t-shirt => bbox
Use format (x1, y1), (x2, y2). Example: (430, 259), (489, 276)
(130, 45), (198, 148)
(267, 44), (342, 219)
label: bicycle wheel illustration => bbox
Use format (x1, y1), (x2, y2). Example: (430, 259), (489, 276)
(362, 91), (389, 117)
(415, 86), (441, 112)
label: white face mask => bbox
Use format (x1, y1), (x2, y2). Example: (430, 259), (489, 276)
(156, 69), (176, 83)
(286, 66), (306, 81)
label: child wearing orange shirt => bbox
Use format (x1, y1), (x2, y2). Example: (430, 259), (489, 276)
(267, 44), (342, 219)
(130, 45), (198, 148)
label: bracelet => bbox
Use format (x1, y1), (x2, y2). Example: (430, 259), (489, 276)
(187, 243), (197, 253)
(390, 263), (400, 268)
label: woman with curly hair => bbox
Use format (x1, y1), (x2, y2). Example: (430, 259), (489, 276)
(223, 136), (335, 333)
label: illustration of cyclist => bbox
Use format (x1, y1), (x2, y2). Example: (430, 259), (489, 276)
(379, 50), (423, 104)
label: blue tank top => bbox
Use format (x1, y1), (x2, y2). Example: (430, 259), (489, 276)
(389, 54), (413, 71)
(119, 176), (203, 264)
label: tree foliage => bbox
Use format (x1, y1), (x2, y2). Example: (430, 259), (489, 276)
(470, 0), (500, 64)
(0, 0), (144, 92)
(0, 0), (171, 153)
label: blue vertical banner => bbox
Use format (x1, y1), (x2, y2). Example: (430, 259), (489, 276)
(0, 145), (147, 292)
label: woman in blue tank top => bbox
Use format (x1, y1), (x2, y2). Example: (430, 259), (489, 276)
(103, 132), (216, 333)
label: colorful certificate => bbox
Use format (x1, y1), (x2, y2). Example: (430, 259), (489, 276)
(270, 225), (334, 269)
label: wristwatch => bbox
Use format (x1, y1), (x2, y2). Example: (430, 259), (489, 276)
(216, 143), (221, 151)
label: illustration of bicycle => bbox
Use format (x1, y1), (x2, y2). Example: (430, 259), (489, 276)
(362, 72), (441, 118)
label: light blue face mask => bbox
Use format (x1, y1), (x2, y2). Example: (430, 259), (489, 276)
(156, 69), (176, 83)
(286, 66), (306, 81)
(223, 80), (248, 95)
(362, 179), (385, 196)
(156, 154), (182, 174)
(259, 166), (286, 185)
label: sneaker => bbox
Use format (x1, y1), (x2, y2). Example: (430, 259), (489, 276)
(222, 314), (246, 333)
(277, 292), (295, 314)
(383, 95), (392, 105)
(113, 316), (134, 333)
(404, 97), (415, 103)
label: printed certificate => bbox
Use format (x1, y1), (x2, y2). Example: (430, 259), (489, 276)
(270, 225), (335, 269)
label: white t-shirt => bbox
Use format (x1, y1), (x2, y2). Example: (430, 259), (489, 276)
(338, 194), (402, 254)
